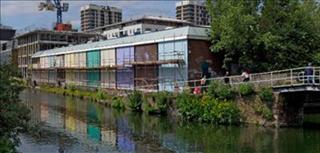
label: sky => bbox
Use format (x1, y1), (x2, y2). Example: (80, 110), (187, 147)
(0, 0), (179, 31)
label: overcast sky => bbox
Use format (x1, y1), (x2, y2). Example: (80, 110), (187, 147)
(0, 0), (178, 31)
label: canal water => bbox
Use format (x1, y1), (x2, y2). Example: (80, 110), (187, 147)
(18, 89), (320, 153)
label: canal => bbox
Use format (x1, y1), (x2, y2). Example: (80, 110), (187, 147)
(18, 89), (320, 153)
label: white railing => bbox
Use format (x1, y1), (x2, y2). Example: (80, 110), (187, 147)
(32, 66), (320, 92)
(132, 66), (320, 92)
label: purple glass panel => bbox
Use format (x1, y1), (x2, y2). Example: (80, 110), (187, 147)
(116, 47), (134, 66)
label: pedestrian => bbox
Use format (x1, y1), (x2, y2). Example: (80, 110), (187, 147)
(193, 86), (201, 95)
(304, 63), (314, 84)
(241, 70), (250, 82)
(200, 75), (207, 92)
(224, 71), (230, 84)
(174, 82), (180, 93)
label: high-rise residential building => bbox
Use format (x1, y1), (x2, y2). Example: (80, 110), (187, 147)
(81, 4), (122, 32)
(176, 0), (210, 26)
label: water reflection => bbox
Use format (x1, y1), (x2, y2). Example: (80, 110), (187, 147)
(19, 89), (320, 153)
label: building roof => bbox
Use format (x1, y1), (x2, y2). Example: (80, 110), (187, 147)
(32, 26), (209, 58)
(15, 29), (97, 39)
(87, 15), (194, 32)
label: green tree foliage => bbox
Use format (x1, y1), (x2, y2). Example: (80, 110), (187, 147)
(0, 65), (30, 153)
(206, 0), (320, 72)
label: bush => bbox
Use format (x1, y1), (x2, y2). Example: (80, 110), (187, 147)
(253, 100), (273, 121)
(176, 91), (202, 120)
(238, 83), (255, 96)
(96, 89), (108, 101)
(153, 91), (171, 113)
(176, 92), (240, 124)
(67, 84), (77, 93)
(143, 91), (171, 114)
(259, 88), (273, 105)
(200, 95), (240, 124)
(207, 81), (235, 100)
(127, 90), (143, 111)
(111, 97), (125, 110)
(142, 100), (157, 114)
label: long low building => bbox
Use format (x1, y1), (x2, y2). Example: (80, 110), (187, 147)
(31, 26), (223, 92)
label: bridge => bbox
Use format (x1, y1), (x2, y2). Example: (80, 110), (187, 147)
(200, 66), (320, 127)
(183, 66), (320, 91)
(137, 66), (320, 92)
(160, 66), (320, 127)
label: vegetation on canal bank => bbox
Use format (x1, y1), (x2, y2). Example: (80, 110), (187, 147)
(176, 92), (240, 124)
(142, 91), (171, 114)
(38, 80), (275, 126)
(40, 84), (111, 102)
(0, 65), (30, 153)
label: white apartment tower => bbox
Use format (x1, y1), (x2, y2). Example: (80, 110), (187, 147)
(81, 4), (122, 32)
(176, 0), (210, 26)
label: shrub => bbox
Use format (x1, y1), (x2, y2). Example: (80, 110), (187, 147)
(96, 89), (108, 101)
(176, 92), (240, 124)
(176, 91), (202, 120)
(142, 100), (157, 114)
(111, 97), (125, 110)
(127, 90), (143, 111)
(67, 84), (77, 93)
(238, 83), (255, 96)
(208, 81), (235, 100)
(253, 100), (273, 121)
(259, 88), (274, 107)
(200, 95), (240, 124)
(153, 91), (171, 113)
(143, 91), (171, 114)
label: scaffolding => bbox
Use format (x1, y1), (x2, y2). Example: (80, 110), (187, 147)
(31, 38), (187, 92)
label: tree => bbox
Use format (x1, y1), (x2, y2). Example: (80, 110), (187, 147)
(0, 65), (30, 153)
(206, 0), (320, 72)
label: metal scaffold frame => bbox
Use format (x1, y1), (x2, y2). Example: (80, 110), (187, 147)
(31, 36), (187, 92)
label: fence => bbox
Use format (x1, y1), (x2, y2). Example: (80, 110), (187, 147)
(132, 66), (320, 92)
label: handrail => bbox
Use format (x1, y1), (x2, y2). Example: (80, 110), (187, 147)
(32, 66), (320, 92)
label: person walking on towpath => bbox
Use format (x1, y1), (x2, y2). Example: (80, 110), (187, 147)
(241, 70), (250, 82)
(305, 63), (314, 84)
(224, 71), (230, 84)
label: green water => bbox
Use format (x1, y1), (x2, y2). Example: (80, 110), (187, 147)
(18, 89), (320, 153)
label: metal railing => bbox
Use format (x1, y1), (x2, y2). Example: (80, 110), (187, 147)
(130, 66), (320, 92)
(32, 66), (320, 93)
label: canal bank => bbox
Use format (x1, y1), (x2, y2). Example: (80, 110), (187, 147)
(35, 82), (275, 127)
(19, 89), (320, 153)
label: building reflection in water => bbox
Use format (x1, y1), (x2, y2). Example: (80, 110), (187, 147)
(22, 90), (320, 153)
